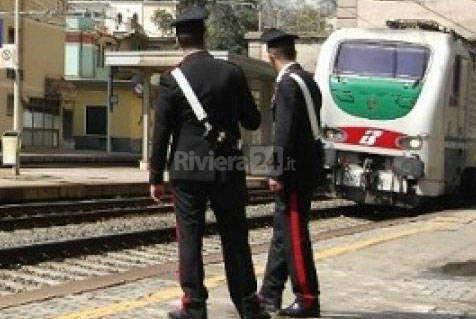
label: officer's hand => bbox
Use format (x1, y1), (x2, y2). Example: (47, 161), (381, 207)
(268, 178), (284, 193)
(150, 184), (166, 204)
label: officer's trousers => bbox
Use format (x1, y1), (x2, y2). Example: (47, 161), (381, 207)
(260, 187), (319, 306)
(171, 177), (258, 315)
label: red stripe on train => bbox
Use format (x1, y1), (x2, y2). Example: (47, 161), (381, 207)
(339, 127), (406, 150)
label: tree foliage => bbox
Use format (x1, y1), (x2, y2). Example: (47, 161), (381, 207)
(176, 0), (258, 54)
(206, 3), (258, 53)
(151, 9), (175, 35)
(260, 0), (334, 32)
(174, 0), (336, 53)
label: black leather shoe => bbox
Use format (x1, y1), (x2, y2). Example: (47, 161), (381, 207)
(168, 302), (207, 319)
(256, 310), (272, 319)
(278, 298), (320, 318)
(258, 294), (282, 313)
(241, 293), (272, 319)
(168, 309), (188, 319)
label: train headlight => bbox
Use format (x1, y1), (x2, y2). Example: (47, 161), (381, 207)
(409, 138), (423, 149)
(397, 136), (423, 150)
(323, 127), (346, 143)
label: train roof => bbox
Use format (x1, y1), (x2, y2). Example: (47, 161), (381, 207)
(329, 28), (453, 46)
(330, 28), (476, 62)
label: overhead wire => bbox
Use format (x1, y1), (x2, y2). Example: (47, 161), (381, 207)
(334, 0), (476, 37)
(409, 0), (476, 36)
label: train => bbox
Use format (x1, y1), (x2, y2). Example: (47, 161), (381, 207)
(314, 20), (476, 207)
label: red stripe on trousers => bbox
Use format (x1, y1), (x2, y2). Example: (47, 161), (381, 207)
(171, 189), (190, 309)
(289, 192), (313, 307)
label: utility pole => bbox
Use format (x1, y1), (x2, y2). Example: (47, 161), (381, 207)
(13, 0), (22, 175)
(13, 0), (22, 132)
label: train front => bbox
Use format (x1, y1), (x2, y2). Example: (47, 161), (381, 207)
(315, 29), (452, 206)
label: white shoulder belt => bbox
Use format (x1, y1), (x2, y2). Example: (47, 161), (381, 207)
(287, 72), (321, 141)
(171, 68), (213, 136)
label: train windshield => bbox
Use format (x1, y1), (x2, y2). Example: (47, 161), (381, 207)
(334, 41), (429, 79)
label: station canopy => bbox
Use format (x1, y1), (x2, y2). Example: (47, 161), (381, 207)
(104, 50), (275, 81)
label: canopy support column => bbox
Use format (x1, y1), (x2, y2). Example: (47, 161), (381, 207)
(140, 71), (152, 170)
(106, 66), (115, 153)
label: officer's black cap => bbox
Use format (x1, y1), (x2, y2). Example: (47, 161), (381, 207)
(260, 28), (299, 48)
(171, 6), (209, 34)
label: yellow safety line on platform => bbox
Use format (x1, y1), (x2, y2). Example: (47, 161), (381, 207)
(52, 214), (474, 319)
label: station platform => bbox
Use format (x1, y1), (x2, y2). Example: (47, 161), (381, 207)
(0, 207), (475, 318)
(0, 167), (148, 203)
(0, 166), (266, 203)
(0, 149), (140, 168)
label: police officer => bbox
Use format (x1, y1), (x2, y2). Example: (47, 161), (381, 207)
(149, 6), (270, 319)
(258, 29), (322, 318)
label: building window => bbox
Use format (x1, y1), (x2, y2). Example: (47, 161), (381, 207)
(6, 94), (14, 116)
(117, 13), (123, 24)
(97, 45), (104, 68)
(8, 27), (14, 43)
(63, 109), (74, 138)
(22, 98), (60, 147)
(86, 105), (107, 135)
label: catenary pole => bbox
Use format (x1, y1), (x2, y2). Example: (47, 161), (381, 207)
(13, 0), (22, 175)
(13, 0), (22, 132)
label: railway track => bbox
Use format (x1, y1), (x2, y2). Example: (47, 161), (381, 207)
(0, 187), (316, 268)
(0, 191), (471, 308)
(0, 188), (276, 231)
(0, 190), (333, 267)
(0, 200), (361, 301)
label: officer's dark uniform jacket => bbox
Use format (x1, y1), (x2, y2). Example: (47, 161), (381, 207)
(271, 63), (322, 190)
(150, 51), (261, 184)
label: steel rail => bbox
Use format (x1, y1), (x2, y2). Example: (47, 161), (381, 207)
(0, 188), (270, 213)
(0, 202), (355, 268)
(0, 189), (277, 231)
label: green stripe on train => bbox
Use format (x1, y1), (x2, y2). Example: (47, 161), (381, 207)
(330, 76), (423, 120)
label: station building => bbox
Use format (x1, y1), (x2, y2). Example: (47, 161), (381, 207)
(0, 0), (276, 164)
(64, 0), (178, 152)
(0, 0), (66, 149)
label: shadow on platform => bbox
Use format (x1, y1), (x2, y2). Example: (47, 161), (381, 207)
(323, 311), (476, 319)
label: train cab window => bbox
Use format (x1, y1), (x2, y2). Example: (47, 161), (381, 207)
(451, 56), (462, 106)
(334, 41), (429, 79)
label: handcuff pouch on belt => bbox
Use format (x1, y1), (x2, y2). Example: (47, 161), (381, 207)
(203, 123), (240, 153)
(171, 68), (241, 153)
